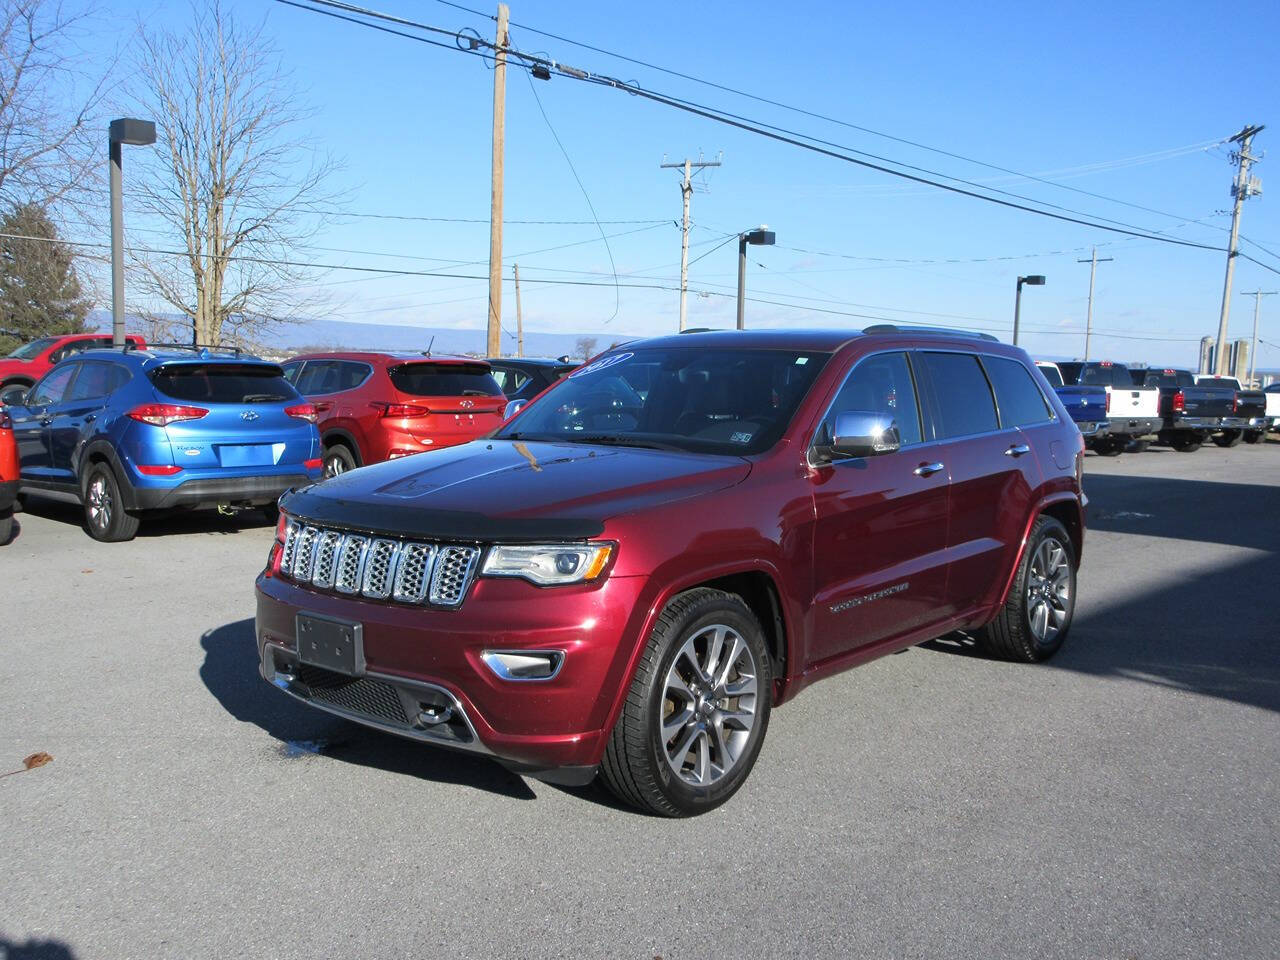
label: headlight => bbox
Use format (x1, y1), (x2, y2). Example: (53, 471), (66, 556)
(481, 543), (614, 585)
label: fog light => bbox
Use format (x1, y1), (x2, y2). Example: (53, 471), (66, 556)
(480, 650), (564, 681)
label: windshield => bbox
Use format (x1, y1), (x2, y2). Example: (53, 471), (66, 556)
(1036, 364), (1064, 387)
(388, 362), (503, 397)
(7, 338), (57, 360)
(150, 363), (298, 404)
(497, 346), (830, 455)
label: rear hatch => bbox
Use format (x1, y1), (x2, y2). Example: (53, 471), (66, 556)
(384, 360), (506, 447)
(147, 362), (315, 471)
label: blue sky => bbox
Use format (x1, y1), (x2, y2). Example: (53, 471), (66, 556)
(85, 0), (1280, 366)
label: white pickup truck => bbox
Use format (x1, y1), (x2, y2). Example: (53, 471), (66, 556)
(1266, 383), (1280, 431)
(1057, 361), (1161, 455)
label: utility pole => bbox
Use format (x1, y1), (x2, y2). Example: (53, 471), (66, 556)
(486, 3), (510, 359)
(1241, 290), (1276, 385)
(660, 154), (721, 330)
(513, 263), (524, 358)
(1214, 124), (1265, 375)
(1076, 247), (1113, 361)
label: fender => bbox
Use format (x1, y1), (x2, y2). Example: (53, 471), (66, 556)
(320, 426), (363, 465)
(587, 556), (798, 755)
(77, 438), (137, 511)
(993, 491), (1084, 611)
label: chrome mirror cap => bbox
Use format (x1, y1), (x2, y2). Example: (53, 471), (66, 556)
(831, 410), (901, 458)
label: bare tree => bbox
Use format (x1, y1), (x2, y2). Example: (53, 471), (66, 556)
(575, 336), (598, 361)
(0, 1), (109, 212)
(131, 0), (338, 345)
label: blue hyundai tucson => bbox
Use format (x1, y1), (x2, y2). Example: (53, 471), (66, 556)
(5, 345), (322, 541)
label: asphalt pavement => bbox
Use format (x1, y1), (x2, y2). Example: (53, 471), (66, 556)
(2, 440), (1278, 959)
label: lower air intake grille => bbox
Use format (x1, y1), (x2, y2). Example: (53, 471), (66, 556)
(296, 664), (409, 726)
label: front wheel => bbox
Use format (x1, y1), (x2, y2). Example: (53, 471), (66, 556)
(600, 588), (772, 817)
(977, 515), (1076, 662)
(1214, 430), (1243, 448)
(83, 463), (141, 542)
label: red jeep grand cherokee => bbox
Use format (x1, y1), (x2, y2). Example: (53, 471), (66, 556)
(280, 352), (507, 476)
(258, 327), (1085, 816)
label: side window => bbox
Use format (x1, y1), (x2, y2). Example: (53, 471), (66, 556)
(296, 360), (341, 395)
(819, 352), (922, 447)
(280, 361), (302, 385)
(491, 366), (529, 396)
(983, 356), (1053, 427)
(919, 352), (998, 438)
(66, 362), (115, 402)
(339, 362), (370, 391)
(30, 363), (78, 406)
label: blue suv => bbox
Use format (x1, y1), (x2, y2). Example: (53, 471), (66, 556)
(5, 345), (322, 541)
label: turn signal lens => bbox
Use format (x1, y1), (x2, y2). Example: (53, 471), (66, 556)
(285, 403), (319, 423)
(128, 404), (208, 426)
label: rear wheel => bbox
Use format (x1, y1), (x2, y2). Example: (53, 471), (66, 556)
(1092, 436), (1124, 457)
(600, 588), (772, 817)
(1243, 430), (1264, 444)
(323, 443), (357, 478)
(977, 515), (1076, 662)
(1214, 430), (1243, 448)
(1170, 432), (1203, 452)
(1126, 438), (1150, 453)
(83, 463), (140, 542)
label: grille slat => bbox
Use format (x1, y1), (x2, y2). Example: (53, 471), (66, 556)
(281, 523), (478, 609)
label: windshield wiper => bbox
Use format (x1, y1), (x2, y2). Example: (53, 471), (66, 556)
(461, 389), (492, 396)
(243, 393), (287, 403)
(563, 434), (686, 451)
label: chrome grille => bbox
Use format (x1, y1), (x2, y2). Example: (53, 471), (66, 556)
(393, 543), (435, 603)
(280, 519), (480, 609)
(430, 545), (481, 608)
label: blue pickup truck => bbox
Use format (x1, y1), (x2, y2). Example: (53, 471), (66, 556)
(1036, 361), (1109, 440)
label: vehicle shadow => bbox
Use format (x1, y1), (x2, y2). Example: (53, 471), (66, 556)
(0, 935), (78, 959)
(18, 493), (274, 537)
(199, 618), (536, 800)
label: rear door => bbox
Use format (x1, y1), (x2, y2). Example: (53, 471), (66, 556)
(12, 363), (79, 477)
(915, 351), (1039, 614)
(385, 361), (507, 447)
(809, 351), (950, 660)
(149, 363), (314, 472)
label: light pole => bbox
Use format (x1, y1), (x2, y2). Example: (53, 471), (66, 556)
(1241, 290), (1276, 385)
(108, 118), (156, 348)
(1012, 274), (1045, 346)
(736, 227), (776, 330)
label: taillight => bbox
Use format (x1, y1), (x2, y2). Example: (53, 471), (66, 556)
(1233, 395), (1239, 413)
(371, 401), (431, 419)
(1105, 391), (1111, 413)
(1172, 390), (1185, 413)
(285, 403), (319, 423)
(127, 404), (208, 426)
(136, 464), (183, 476)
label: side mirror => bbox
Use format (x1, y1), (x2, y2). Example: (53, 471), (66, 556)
(827, 411), (900, 459)
(503, 399), (526, 420)
(0, 386), (28, 407)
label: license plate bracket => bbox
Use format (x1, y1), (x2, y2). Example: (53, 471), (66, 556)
(296, 613), (364, 676)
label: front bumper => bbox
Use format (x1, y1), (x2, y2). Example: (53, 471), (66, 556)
(131, 472), (315, 510)
(255, 570), (649, 780)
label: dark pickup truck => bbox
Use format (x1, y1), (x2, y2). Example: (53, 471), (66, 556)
(1194, 376), (1269, 445)
(1035, 362), (1109, 439)
(1129, 368), (1236, 452)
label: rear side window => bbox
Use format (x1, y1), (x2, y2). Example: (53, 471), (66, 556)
(280, 361), (302, 384)
(820, 351), (922, 446)
(388, 363), (503, 397)
(67, 361), (129, 401)
(490, 366), (530, 396)
(150, 364), (299, 404)
(919, 352), (998, 438)
(984, 356), (1053, 427)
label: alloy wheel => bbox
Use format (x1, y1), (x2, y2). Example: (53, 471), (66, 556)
(1026, 536), (1071, 643)
(88, 475), (112, 532)
(324, 454), (347, 478)
(660, 624), (759, 787)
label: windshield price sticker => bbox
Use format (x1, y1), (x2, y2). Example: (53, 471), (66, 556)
(569, 352), (634, 378)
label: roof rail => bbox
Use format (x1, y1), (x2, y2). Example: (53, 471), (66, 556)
(861, 323), (1000, 342)
(679, 327), (721, 334)
(127, 342), (245, 357)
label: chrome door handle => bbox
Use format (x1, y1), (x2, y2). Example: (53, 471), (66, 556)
(40, 417), (53, 426)
(914, 461), (945, 477)
(1004, 443), (1031, 457)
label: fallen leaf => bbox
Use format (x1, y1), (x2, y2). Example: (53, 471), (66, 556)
(23, 752), (53, 769)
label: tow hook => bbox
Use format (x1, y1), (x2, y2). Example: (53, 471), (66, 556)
(217, 503), (238, 516)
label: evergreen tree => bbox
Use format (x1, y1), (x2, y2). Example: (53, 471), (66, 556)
(0, 203), (90, 353)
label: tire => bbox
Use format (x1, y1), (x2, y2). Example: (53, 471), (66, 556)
(600, 587), (773, 817)
(1092, 437), (1123, 457)
(1126, 438), (1150, 453)
(1214, 430), (1243, 448)
(261, 503), (282, 525)
(323, 443), (357, 478)
(1243, 430), (1263, 445)
(1170, 432), (1202, 452)
(977, 515), (1076, 663)
(0, 509), (12, 545)
(82, 463), (141, 542)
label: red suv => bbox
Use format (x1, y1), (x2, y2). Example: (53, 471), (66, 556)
(281, 353), (506, 476)
(1, 333), (147, 404)
(258, 328), (1085, 816)
(0, 404), (17, 544)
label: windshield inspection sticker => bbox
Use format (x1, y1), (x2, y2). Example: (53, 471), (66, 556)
(729, 431), (754, 444)
(569, 352), (634, 378)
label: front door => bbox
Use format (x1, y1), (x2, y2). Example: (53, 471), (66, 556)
(12, 363), (78, 479)
(809, 351), (951, 662)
